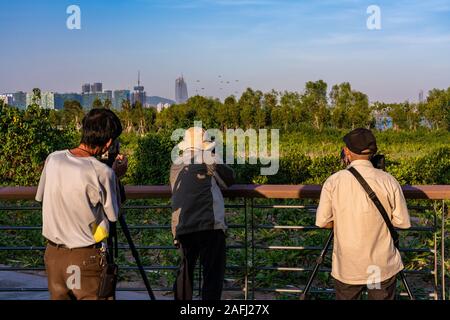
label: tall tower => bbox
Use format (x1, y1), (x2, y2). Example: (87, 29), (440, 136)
(419, 90), (424, 103)
(175, 75), (188, 104)
(132, 71), (146, 106)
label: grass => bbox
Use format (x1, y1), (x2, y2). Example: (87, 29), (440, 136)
(281, 128), (450, 159)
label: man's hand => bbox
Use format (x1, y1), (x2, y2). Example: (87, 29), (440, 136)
(112, 154), (128, 178)
(324, 221), (334, 229)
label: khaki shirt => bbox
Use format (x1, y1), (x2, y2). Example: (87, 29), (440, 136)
(316, 160), (411, 285)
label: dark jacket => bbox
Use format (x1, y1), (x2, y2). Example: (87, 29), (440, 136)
(170, 160), (235, 239)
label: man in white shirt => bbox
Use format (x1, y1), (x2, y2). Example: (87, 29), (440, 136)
(36, 109), (128, 300)
(316, 128), (411, 300)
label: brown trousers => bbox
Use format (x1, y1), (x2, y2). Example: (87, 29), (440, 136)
(334, 274), (397, 300)
(44, 244), (112, 300)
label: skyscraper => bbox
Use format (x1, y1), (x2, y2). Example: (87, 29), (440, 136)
(57, 93), (82, 109)
(82, 83), (91, 94)
(0, 94), (13, 106)
(81, 92), (109, 109)
(12, 91), (27, 109)
(113, 90), (131, 109)
(419, 90), (424, 103)
(175, 76), (188, 104)
(132, 71), (146, 106)
(40, 92), (57, 110)
(91, 82), (103, 93)
(104, 90), (113, 101)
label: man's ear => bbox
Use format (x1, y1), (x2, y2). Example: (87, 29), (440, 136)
(105, 139), (113, 150)
(343, 147), (352, 161)
(343, 146), (350, 156)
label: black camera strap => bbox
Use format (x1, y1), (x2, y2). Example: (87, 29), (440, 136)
(347, 166), (400, 248)
(347, 166), (416, 300)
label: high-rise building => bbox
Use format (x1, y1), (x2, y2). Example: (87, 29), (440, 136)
(104, 90), (113, 102)
(113, 90), (130, 109)
(26, 92), (41, 107)
(91, 82), (103, 93)
(0, 94), (14, 106)
(419, 90), (424, 103)
(82, 83), (91, 94)
(132, 71), (146, 106)
(175, 76), (188, 104)
(81, 92), (109, 109)
(40, 92), (57, 110)
(12, 91), (27, 109)
(56, 93), (82, 109)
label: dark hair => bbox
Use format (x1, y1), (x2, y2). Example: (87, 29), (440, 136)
(81, 109), (122, 148)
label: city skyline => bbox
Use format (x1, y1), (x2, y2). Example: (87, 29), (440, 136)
(1, 0), (449, 103)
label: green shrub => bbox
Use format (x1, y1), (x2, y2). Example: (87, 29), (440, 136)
(131, 133), (176, 185)
(0, 104), (76, 186)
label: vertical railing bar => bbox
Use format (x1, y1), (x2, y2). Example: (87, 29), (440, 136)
(442, 200), (446, 300)
(251, 197), (255, 300)
(244, 197), (248, 300)
(198, 258), (202, 298)
(433, 202), (438, 300)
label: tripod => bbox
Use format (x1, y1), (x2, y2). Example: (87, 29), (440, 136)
(300, 230), (415, 300)
(110, 214), (156, 300)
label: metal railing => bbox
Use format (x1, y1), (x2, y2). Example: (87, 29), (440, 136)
(0, 185), (448, 300)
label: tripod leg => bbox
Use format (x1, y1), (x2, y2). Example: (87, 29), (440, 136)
(118, 215), (156, 300)
(399, 271), (415, 300)
(300, 230), (334, 300)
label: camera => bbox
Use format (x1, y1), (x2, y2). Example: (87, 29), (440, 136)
(370, 154), (386, 171)
(340, 149), (386, 171)
(100, 140), (120, 168)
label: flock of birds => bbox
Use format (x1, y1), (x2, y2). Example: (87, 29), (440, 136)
(193, 75), (241, 96)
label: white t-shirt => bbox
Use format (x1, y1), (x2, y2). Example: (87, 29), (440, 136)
(316, 160), (411, 285)
(36, 150), (121, 249)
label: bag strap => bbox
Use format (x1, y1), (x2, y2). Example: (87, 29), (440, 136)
(347, 166), (400, 249)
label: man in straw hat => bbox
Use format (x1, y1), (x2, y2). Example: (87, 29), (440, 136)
(170, 127), (235, 300)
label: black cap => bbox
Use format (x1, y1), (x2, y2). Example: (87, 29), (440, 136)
(343, 128), (377, 155)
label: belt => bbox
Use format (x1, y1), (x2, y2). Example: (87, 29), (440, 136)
(47, 240), (103, 249)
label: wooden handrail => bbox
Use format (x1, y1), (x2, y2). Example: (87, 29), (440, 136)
(0, 185), (449, 200)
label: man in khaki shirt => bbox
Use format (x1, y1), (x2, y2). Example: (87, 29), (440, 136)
(316, 128), (411, 300)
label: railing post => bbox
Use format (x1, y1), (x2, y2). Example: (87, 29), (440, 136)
(198, 261), (202, 298)
(433, 203), (438, 300)
(244, 197), (248, 300)
(442, 200), (447, 300)
(251, 197), (255, 300)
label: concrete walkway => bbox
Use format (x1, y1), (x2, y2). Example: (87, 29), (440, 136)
(0, 270), (169, 300)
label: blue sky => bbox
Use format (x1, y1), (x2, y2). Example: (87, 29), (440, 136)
(1, 0), (449, 102)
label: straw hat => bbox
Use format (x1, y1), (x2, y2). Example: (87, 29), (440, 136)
(177, 127), (216, 151)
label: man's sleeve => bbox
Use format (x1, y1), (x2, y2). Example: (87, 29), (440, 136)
(391, 179), (411, 229)
(315, 177), (334, 228)
(100, 169), (120, 222)
(35, 157), (49, 202)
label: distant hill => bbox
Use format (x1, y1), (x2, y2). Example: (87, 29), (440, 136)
(146, 96), (175, 106)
